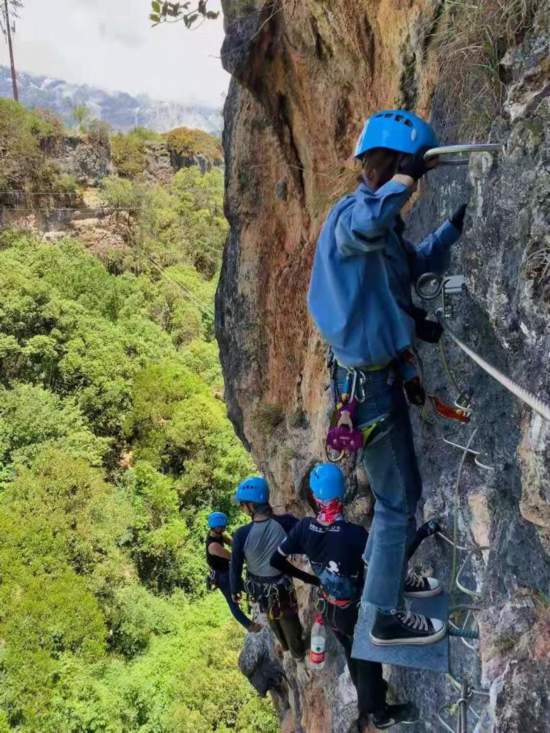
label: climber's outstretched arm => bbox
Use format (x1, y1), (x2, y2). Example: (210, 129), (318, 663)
(409, 204), (468, 278)
(270, 549), (320, 587)
(229, 527), (247, 598)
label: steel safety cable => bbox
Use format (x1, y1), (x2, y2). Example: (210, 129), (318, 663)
(438, 316), (550, 422)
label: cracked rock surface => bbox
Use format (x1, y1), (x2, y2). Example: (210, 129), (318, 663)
(216, 2), (550, 730)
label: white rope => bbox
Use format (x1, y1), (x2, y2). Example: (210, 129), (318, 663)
(440, 320), (550, 422)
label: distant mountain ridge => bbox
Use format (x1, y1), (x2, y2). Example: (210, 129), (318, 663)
(0, 66), (222, 134)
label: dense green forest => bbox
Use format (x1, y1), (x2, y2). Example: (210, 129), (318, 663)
(0, 100), (278, 732)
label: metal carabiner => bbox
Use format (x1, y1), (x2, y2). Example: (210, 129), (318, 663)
(356, 369), (367, 403)
(348, 368), (358, 403)
(268, 583), (282, 621)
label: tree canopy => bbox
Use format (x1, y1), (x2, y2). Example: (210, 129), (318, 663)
(0, 107), (276, 731)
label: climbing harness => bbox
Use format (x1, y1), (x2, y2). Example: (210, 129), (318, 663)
(205, 568), (217, 592)
(244, 574), (298, 621)
(319, 588), (354, 610)
(325, 353), (365, 462)
(424, 143), (503, 166)
(325, 390), (364, 459)
(314, 587), (357, 638)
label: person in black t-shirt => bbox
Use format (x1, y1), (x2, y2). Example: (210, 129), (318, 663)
(206, 511), (260, 632)
(271, 464), (418, 731)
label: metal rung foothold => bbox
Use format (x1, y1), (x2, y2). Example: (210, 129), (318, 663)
(443, 437), (481, 456)
(474, 456), (495, 471)
(456, 552), (484, 598)
(437, 706), (456, 733)
(442, 437), (494, 470)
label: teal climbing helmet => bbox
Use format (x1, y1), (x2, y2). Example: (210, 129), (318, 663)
(309, 463), (346, 502)
(207, 511), (228, 529)
(234, 476), (269, 504)
(354, 110), (439, 158)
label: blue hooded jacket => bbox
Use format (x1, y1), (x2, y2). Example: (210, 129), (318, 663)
(307, 179), (460, 378)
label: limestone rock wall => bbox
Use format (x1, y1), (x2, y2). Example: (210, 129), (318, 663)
(216, 1), (549, 731)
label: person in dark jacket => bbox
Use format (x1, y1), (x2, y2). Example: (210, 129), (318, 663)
(230, 476), (319, 661)
(271, 464), (419, 731)
(205, 511), (261, 632)
(307, 111), (460, 645)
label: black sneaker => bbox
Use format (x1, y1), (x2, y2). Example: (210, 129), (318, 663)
(370, 610), (446, 646)
(404, 570), (442, 598)
(373, 702), (420, 729)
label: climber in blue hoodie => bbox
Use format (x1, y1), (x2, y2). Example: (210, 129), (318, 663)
(308, 110), (467, 646)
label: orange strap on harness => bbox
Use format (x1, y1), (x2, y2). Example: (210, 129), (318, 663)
(321, 590), (353, 609)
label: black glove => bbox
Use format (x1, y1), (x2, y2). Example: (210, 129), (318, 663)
(415, 318), (444, 344)
(450, 203), (468, 233)
(397, 145), (432, 181)
(404, 377), (426, 406)
(409, 306), (442, 344)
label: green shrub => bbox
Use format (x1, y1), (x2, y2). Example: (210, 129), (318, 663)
(0, 98), (65, 193)
(87, 118), (112, 149)
(164, 126), (223, 163)
(111, 127), (161, 178)
(99, 175), (148, 210)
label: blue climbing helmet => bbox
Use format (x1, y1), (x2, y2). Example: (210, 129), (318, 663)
(354, 110), (439, 158)
(207, 511), (228, 529)
(309, 463), (346, 502)
(234, 476), (269, 504)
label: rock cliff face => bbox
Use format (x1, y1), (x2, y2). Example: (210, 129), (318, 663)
(216, 1), (549, 731)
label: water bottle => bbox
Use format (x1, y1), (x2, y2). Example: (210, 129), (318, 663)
(309, 613), (326, 670)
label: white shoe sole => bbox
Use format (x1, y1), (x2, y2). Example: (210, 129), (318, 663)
(403, 585), (442, 599)
(369, 624), (447, 646)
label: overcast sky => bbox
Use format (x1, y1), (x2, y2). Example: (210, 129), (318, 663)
(0, 0), (229, 105)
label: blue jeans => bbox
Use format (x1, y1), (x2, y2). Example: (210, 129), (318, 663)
(336, 366), (422, 611)
(216, 571), (253, 630)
